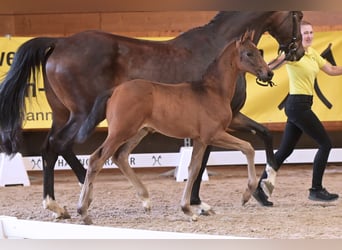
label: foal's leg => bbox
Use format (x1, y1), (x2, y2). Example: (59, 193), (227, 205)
(190, 112), (276, 212)
(77, 129), (150, 224)
(112, 129), (151, 211)
(190, 146), (215, 215)
(211, 131), (257, 204)
(77, 144), (110, 225)
(180, 139), (207, 221)
(229, 112), (277, 196)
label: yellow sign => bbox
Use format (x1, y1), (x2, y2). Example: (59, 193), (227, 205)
(1, 32), (342, 129)
(243, 31), (342, 123)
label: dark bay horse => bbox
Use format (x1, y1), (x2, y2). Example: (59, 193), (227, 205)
(77, 31), (274, 224)
(0, 11), (304, 219)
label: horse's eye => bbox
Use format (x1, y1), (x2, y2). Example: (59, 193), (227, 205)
(246, 52), (253, 57)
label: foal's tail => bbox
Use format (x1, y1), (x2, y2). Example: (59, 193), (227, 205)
(0, 37), (56, 155)
(76, 89), (114, 144)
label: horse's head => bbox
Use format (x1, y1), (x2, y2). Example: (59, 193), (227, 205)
(268, 11), (305, 61)
(236, 30), (274, 82)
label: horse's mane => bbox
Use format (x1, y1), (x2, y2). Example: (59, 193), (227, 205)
(206, 11), (238, 26)
(178, 11), (237, 36)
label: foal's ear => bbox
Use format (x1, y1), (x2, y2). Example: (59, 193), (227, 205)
(241, 29), (255, 43)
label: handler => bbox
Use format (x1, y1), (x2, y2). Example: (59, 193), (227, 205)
(253, 20), (342, 206)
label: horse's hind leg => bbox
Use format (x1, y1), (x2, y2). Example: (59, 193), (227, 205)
(41, 128), (72, 219)
(42, 116), (88, 219)
(112, 129), (151, 211)
(61, 150), (86, 185)
(180, 139), (207, 221)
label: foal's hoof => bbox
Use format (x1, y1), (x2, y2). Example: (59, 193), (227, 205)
(142, 199), (152, 212)
(190, 214), (199, 221)
(56, 206), (71, 219)
(260, 180), (274, 197)
(54, 206), (71, 220)
(193, 202), (216, 216)
(242, 189), (252, 205)
(199, 208), (216, 216)
(82, 215), (93, 225)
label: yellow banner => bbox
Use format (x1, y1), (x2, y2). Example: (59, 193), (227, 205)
(1, 32), (342, 129)
(243, 31), (342, 123)
(0, 37), (53, 129)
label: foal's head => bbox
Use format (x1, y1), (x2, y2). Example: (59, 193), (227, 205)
(235, 30), (274, 82)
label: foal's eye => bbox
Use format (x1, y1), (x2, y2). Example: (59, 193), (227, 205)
(246, 52), (253, 57)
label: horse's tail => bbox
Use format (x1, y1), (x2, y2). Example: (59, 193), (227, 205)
(76, 89), (114, 144)
(0, 37), (56, 155)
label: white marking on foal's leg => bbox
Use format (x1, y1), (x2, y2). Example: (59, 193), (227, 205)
(43, 196), (70, 219)
(192, 202), (215, 216)
(199, 202), (212, 213)
(261, 164), (277, 197)
(142, 198), (151, 212)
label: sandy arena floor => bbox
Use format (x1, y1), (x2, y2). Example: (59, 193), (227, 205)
(1, 164), (342, 239)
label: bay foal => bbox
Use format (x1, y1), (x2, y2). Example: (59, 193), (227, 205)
(77, 31), (273, 224)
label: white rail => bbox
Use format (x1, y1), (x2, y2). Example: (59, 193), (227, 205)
(0, 216), (244, 239)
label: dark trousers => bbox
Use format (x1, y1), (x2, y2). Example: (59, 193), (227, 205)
(274, 94), (332, 189)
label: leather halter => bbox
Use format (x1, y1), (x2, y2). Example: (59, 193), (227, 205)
(278, 11), (300, 61)
(256, 11), (300, 87)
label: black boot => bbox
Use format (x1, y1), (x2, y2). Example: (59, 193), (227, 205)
(253, 185), (273, 207)
(309, 187), (339, 202)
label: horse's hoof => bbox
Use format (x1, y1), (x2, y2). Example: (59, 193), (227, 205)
(260, 180), (274, 197)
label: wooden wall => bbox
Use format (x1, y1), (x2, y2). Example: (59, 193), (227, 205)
(0, 11), (214, 37)
(1, 11), (342, 38)
(2, 11), (342, 155)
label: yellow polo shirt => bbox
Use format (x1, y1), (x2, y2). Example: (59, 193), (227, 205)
(286, 47), (327, 95)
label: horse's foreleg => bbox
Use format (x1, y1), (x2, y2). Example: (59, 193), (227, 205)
(180, 140), (207, 221)
(113, 129), (151, 211)
(211, 131), (257, 205)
